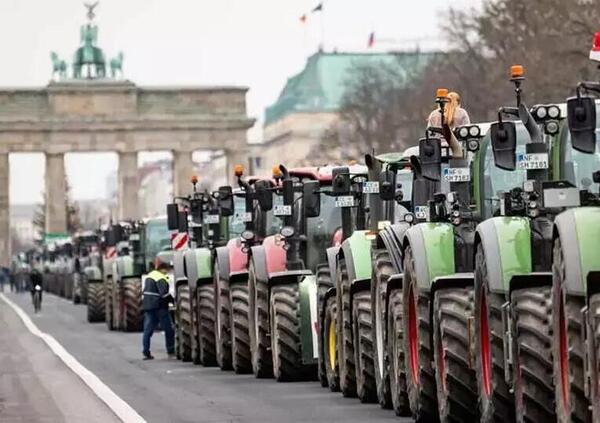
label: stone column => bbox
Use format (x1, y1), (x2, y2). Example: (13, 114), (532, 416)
(0, 154), (9, 266)
(45, 153), (67, 235)
(172, 150), (194, 197)
(225, 148), (248, 185)
(118, 152), (139, 220)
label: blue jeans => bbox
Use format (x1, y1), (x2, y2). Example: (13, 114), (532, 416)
(142, 308), (175, 356)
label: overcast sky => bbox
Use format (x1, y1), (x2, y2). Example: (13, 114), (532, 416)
(1, 0), (477, 204)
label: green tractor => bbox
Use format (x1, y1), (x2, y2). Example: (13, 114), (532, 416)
(550, 71), (600, 420)
(107, 218), (171, 332)
(167, 178), (234, 365)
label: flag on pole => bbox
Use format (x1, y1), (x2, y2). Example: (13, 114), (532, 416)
(311, 2), (323, 13)
(367, 32), (375, 48)
(300, 13), (307, 23)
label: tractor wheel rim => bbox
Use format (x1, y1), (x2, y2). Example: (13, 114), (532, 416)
(328, 318), (336, 370)
(559, 294), (570, 409)
(480, 289), (492, 398)
(408, 284), (419, 384)
(375, 283), (384, 378)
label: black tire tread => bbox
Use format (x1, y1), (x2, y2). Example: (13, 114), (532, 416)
(123, 277), (143, 332)
(215, 262), (233, 370)
(353, 290), (377, 402)
(337, 259), (357, 397)
(198, 284), (217, 366)
(249, 262), (273, 378)
(87, 281), (105, 322)
(270, 284), (303, 381)
(316, 264), (332, 388)
(177, 284), (193, 361)
(230, 282), (252, 373)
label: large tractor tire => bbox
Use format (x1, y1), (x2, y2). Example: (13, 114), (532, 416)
(270, 284), (303, 381)
(352, 290), (377, 403)
(432, 287), (479, 422)
(388, 288), (410, 416)
(552, 238), (590, 423)
(590, 292), (600, 422)
(511, 286), (556, 422)
(105, 277), (115, 330)
(81, 275), (89, 305)
(72, 273), (82, 304)
(402, 245), (438, 422)
(87, 281), (105, 323)
(122, 277), (143, 332)
(176, 284), (193, 362)
(474, 245), (514, 423)
(371, 248), (393, 409)
(316, 264), (332, 388)
(336, 258), (357, 397)
(324, 295), (340, 391)
(214, 262), (232, 370)
(112, 280), (122, 331)
(230, 282), (252, 373)
(248, 262), (273, 378)
(197, 284), (217, 366)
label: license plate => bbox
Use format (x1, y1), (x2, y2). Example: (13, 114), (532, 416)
(443, 167), (471, 182)
(335, 195), (355, 208)
(517, 153), (548, 170)
(129, 234), (140, 241)
(234, 212), (252, 223)
(377, 220), (391, 230)
(274, 204), (292, 216)
(203, 214), (220, 224)
(363, 181), (379, 194)
(188, 222), (202, 228)
(415, 206), (428, 220)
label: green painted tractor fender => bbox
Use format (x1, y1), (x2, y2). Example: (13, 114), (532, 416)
(83, 265), (102, 281)
(339, 230), (372, 289)
(554, 207), (600, 296)
(299, 274), (319, 364)
(184, 247), (213, 289)
(114, 256), (139, 282)
(475, 217), (533, 296)
(402, 223), (456, 292)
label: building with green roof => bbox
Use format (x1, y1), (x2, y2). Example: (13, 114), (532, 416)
(257, 50), (437, 173)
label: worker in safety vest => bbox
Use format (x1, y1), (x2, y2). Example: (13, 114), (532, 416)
(141, 256), (175, 360)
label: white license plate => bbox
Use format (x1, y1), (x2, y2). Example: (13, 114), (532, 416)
(443, 167), (471, 182)
(234, 212), (252, 223)
(363, 181), (380, 194)
(415, 206), (428, 220)
(335, 195), (355, 208)
(274, 204), (292, 216)
(517, 153), (548, 170)
(203, 214), (220, 224)
(188, 222), (202, 228)
(129, 234), (140, 241)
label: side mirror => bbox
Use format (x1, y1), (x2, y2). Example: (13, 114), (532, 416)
(379, 169), (395, 201)
(332, 167), (350, 194)
(567, 96), (597, 153)
(217, 186), (234, 217)
(419, 137), (442, 181)
(303, 181), (321, 217)
(167, 203), (179, 230)
(178, 211), (188, 233)
(254, 180), (273, 211)
(490, 121), (517, 170)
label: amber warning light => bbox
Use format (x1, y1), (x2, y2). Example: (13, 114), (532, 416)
(190, 175), (198, 184)
(510, 65), (524, 79)
(436, 88), (449, 99)
(272, 165), (282, 178)
(234, 164), (244, 177)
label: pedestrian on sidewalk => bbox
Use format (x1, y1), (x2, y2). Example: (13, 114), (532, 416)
(141, 257), (175, 360)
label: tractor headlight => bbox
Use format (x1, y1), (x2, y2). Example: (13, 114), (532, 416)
(452, 210), (461, 218)
(528, 208), (540, 218)
(404, 213), (415, 224)
(545, 120), (560, 135)
(241, 230), (255, 241)
(547, 105), (560, 119)
(280, 226), (295, 238)
(528, 201), (538, 209)
(451, 217), (462, 226)
(459, 127), (469, 139)
(535, 106), (547, 119)
(467, 139), (480, 152)
(469, 125), (481, 137)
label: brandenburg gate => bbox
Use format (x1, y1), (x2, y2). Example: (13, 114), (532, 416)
(0, 4), (253, 265)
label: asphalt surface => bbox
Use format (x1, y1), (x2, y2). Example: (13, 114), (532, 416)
(1, 290), (409, 423)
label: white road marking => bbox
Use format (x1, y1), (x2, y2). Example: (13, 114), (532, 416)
(0, 293), (147, 423)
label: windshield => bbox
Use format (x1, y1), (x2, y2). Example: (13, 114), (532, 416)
(481, 123), (530, 218)
(144, 218), (170, 259)
(561, 115), (600, 192)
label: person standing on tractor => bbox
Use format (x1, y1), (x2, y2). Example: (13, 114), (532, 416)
(427, 90), (470, 157)
(141, 257), (175, 360)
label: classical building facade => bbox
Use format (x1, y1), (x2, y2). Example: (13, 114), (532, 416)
(254, 51), (435, 175)
(0, 6), (252, 265)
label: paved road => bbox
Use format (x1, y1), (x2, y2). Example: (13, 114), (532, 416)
(2, 291), (409, 423)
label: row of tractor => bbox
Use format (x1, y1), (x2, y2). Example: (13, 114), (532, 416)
(37, 59), (600, 422)
(161, 64), (600, 423)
